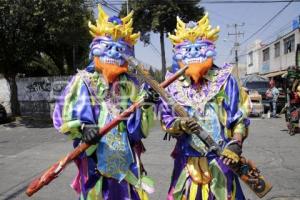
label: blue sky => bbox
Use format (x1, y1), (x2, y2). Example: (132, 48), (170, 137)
(101, 2), (300, 70)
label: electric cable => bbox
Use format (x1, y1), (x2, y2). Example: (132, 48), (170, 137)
(92, 0), (300, 5)
(240, 1), (294, 45)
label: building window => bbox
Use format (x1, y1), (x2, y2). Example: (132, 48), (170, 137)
(284, 34), (295, 54)
(263, 48), (270, 62)
(248, 51), (253, 66)
(274, 42), (280, 57)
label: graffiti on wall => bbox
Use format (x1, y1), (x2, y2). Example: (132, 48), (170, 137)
(50, 77), (70, 101)
(26, 81), (51, 93)
(17, 77), (52, 101)
(17, 76), (71, 116)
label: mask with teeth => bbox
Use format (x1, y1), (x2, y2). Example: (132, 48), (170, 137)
(169, 14), (220, 84)
(174, 40), (216, 84)
(90, 37), (133, 83)
(87, 6), (140, 83)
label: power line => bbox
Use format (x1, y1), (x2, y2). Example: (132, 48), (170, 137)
(101, 0), (120, 12)
(150, 43), (161, 56)
(237, 14), (299, 57)
(85, 1), (120, 13)
(227, 23), (245, 77)
(208, 9), (242, 24)
(92, 0), (300, 5)
(240, 1), (294, 45)
(86, 1), (164, 59)
(260, 22), (291, 43)
(102, 0), (163, 60)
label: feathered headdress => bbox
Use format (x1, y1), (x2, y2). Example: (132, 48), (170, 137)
(88, 5), (140, 46)
(169, 13), (220, 45)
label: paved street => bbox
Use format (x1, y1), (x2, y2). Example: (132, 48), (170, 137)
(0, 116), (300, 200)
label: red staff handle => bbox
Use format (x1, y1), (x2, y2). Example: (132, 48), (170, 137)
(26, 65), (188, 197)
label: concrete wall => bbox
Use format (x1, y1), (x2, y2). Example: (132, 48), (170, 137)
(0, 74), (12, 115)
(16, 76), (71, 117)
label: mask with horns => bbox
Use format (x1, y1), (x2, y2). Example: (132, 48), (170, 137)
(88, 5), (140, 83)
(169, 14), (220, 84)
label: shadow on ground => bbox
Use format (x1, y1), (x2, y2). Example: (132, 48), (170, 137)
(2, 116), (53, 128)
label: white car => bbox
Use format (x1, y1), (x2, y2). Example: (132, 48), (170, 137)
(247, 89), (264, 117)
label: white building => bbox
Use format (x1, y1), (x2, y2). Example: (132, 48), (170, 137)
(246, 25), (300, 79)
(246, 40), (263, 75)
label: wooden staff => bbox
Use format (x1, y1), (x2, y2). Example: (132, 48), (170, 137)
(124, 55), (272, 198)
(26, 59), (188, 197)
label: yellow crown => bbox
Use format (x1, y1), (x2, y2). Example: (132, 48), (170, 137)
(168, 13), (220, 45)
(88, 5), (140, 46)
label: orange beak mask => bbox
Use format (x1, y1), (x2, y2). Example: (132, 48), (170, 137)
(94, 57), (128, 84)
(178, 57), (213, 84)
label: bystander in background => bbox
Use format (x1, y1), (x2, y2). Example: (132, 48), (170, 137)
(266, 79), (279, 118)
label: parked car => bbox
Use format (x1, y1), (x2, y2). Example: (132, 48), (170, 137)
(248, 90), (264, 117)
(243, 87), (264, 117)
(242, 75), (270, 113)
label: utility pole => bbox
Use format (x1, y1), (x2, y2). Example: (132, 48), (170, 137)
(227, 23), (245, 78)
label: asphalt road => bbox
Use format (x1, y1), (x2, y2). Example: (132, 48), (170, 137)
(0, 116), (300, 200)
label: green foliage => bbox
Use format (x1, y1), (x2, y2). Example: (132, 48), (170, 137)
(0, 0), (93, 77)
(119, 0), (205, 43)
(153, 69), (163, 82)
(148, 66), (161, 82)
(27, 53), (60, 76)
(119, 0), (204, 78)
(149, 66), (155, 77)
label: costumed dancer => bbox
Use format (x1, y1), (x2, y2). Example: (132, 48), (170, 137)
(285, 67), (300, 135)
(161, 14), (251, 199)
(289, 81), (300, 133)
(53, 6), (156, 200)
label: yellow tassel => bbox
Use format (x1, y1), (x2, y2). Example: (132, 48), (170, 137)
(137, 189), (149, 200)
(189, 181), (198, 200)
(202, 184), (209, 200)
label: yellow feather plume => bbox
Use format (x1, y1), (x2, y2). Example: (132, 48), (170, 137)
(169, 13), (220, 45)
(88, 5), (140, 46)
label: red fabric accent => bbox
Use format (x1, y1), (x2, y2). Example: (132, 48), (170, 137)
(291, 92), (300, 104)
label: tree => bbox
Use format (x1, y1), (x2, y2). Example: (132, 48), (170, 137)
(149, 66), (155, 77)
(119, 0), (204, 80)
(0, 0), (92, 115)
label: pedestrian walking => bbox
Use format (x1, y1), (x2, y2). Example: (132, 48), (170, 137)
(266, 79), (279, 118)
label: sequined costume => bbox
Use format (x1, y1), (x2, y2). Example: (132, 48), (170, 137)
(53, 6), (154, 200)
(285, 67), (300, 135)
(161, 14), (250, 199)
